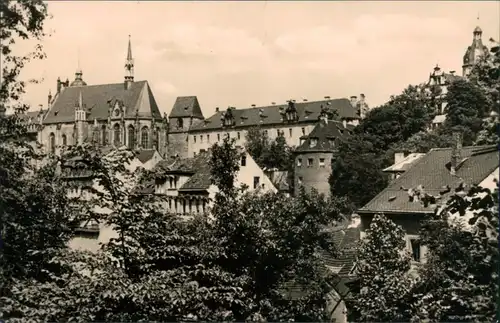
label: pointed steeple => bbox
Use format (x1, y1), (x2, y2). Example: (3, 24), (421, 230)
(70, 48), (87, 87)
(124, 35), (134, 89)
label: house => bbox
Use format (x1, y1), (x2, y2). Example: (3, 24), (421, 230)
(383, 152), (426, 183)
(152, 147), (276, 216)
(357, 133), (499, 266)
(63, 147), (160, 253)
(294, 115), (353, 196)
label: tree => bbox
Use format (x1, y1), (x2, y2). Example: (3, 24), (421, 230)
(329, 137), (388, 208)
(346, 213), (412, 322)
(390, 130), (454, 154)
(443, 79), (490, 145)
(0, 0), (49, 113)
(329, 84), (434, 208)
(244, 127), (294, 171)
(410, 185), (498, 322)
(210, 138), (344, 321)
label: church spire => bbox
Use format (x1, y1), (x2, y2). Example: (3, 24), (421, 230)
(70, 47), (87, 87)
(124, 35), (134, 89)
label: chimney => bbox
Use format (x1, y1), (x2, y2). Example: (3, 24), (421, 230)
(394, 152), (405, 165)
(215, 107), (219, 112)
(303, 98), (308, 102)
(48, 90), (52, 108)
(350, 95), (358, 107)
(449, 70), (456, 75)
(450, 131), (463, 175)
(324, 96), (330, 99)
(251, 104), (256, 108)
(271, 102), (276, 105)
(57, 77), (61, 93)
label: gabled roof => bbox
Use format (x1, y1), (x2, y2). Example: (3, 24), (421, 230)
(153, 151), (213, 191)
(169, 96), (204, 119)
(383, 153), (425, 173)
(44, 81), (162, 124)
(321, 226), (360, 277)
(359, 145), (499, 215)
(136, 149), (157, 164)
(295, 120), (352, 153)
(189, 98), (359, 132)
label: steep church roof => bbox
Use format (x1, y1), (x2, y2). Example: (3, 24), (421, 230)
(170, 96), (204, 119)
(43, 80), (162, 124)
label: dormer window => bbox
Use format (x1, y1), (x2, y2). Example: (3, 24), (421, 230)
(177, 118), (183, 129)
(285, 101), (298, 122)
(222, 108), (236, 127)
(310, 138), (318, 148)
(329, 139), (336, 147)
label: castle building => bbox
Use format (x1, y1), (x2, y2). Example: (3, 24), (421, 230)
(294, 114), (353, 197)
(168, 94), (367, 158)
(427, 22), (490, 130)
(40, 36), (168, 156)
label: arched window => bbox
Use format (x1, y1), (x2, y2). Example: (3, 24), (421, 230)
(62, 134), (67, 146)
(113, 123), (121, 146)
(49, 133), (55, 154)
(128, 125), (135, 149)
(141, 126), (149, 148)
(101, 125), (107, 145)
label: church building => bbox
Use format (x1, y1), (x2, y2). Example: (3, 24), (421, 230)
(40, 36), (168, 156)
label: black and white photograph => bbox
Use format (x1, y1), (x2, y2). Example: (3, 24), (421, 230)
(0, 0), (499, 322)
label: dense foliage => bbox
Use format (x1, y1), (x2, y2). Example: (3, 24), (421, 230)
(346, 214), (412, 322)
(245, 127), (295, 172)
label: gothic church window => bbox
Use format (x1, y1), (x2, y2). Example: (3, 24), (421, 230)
(128, 125), (135, 149)
(141, 126), (149, 148)
(62, 134), (67, 146)
(49, 132), (55, 154)
(113, 124), (121, 146)
(101, 125), (107, 145)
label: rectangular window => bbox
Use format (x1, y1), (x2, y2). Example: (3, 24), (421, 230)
(237, 132), (241, 140)
(319, 158), (325, 168)
(301, 127), (306, 135)
(207, 134), (210, 142)
(193, 136), (197, 143)
(169, 178), (173, 189)
(200, 135), (203, 143)
(307, 158), (313, 167)
(289, 128), (292, 137)
(297, 158), (302, 167)
(217, 133), (220, 141)
(253, 176), (260, 189)
(298, 176), (303, 185)
(241, 154), (247, 167)
(264, 130), (268, 136)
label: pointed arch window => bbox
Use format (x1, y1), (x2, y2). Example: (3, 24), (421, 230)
(101, 125), (107, 145)
(113, 123), (121, 146)
(62, 134), (67, 146)
(128, 125), (135, 149)
(155, 127), (160, 150)
(49, 133), (55, 154)
(141, 126), (149, 148)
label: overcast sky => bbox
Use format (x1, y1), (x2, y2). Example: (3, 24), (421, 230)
(18, 1), (500, 117)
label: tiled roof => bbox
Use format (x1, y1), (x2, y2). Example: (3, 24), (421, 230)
(295, 120), (352, 153)
(136, 149), (157, 163)
(189, 98), (359, 132)
(152, 151), (213, 191)
(383, 153), (425, 173)
(43, 81), (162, 124)
(169, 96), (204, 119)
(17, 109), (47, 122)
(359, 145), (499, 215)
